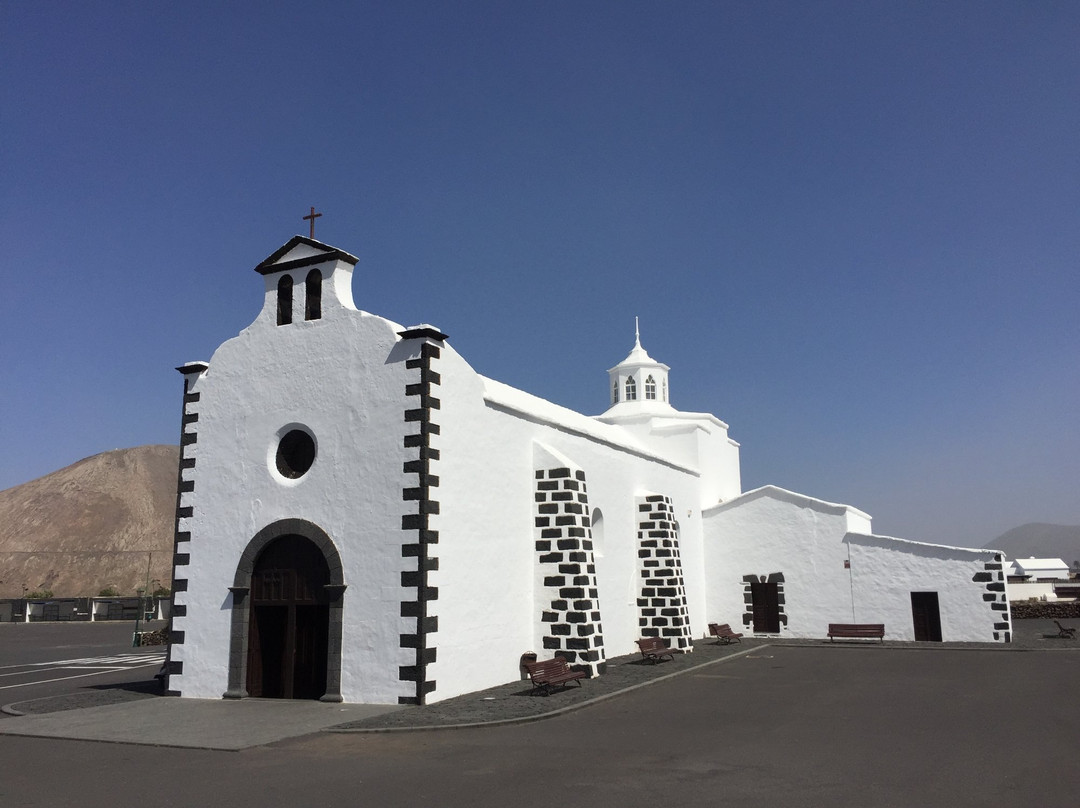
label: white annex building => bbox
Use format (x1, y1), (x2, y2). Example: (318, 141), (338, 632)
(164, 236), (1012, 705)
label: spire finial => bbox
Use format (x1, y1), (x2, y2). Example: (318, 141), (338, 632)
(634, 316), (641, 348)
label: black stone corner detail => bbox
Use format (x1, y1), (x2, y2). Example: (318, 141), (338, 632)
(398, 325), (449, 342)
(166, 372), (202, 690)
(977, 557), (1011, 642)
(399, 329), (443, 704)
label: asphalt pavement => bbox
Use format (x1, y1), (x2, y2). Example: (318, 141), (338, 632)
(1, 627), (1078, 808)
(0, 618), (1075, 751)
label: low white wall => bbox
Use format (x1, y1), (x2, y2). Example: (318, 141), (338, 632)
(703, 488), (1009, 642)
(1005, 581), (1058, 602)
(847, 534), (1007, 642)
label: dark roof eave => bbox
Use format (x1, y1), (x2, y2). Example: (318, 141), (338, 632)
(254, 235), (359, 274)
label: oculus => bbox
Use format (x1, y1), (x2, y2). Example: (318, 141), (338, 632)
(275, 428), (316, 479)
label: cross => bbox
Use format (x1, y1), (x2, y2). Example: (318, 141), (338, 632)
(303, 206), (322, 239)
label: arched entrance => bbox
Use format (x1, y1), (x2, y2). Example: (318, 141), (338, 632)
(225, 519), (345, 702)
(247, 535), (329, 699)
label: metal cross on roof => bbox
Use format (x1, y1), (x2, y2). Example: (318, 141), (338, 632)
(303, 206), (322, 239)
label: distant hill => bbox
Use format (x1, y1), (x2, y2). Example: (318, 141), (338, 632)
(990, 523), (1080, 567)
(0, 446), (178, 598)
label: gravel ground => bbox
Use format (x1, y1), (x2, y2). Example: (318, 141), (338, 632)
(8, 618), (1077, 727)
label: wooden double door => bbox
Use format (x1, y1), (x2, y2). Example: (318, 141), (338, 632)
(246, 535), (330, 700)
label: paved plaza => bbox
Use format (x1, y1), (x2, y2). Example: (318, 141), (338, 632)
(1, 623), (1077, 807)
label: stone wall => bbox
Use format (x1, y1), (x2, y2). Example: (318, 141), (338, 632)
(135, 628), (169, 646)
(1009, 601), (1080, 619)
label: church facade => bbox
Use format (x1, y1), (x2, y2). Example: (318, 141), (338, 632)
(164, 236), (1010, 705)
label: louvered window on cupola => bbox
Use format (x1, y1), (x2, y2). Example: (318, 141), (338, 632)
(645, 375), (656, 399)
(305, 269), (322, 320)
(625, 376), (637, 401)
(612, 379), (619, 404)
(277, 275), (294, 326)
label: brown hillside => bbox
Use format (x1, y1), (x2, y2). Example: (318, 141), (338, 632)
(0, 445), (178, 598)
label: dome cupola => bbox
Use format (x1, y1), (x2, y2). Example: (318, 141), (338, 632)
(604, 318), (671, 414)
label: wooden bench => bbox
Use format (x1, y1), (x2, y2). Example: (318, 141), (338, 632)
(708, 623), (744, 644)
(827, 623), (885, 642)
(523, 657), (587, 696)
(636, 637), (682, 663)
(1054, 620), (1076, 639)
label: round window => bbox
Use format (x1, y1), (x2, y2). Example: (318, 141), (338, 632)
(276, 429), (316, 479)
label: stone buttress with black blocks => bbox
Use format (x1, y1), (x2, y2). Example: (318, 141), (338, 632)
(636, 494), (694, 650)
(534, 466), (607, 676)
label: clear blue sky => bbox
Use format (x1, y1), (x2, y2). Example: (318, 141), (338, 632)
(2, 1), (1078, 547)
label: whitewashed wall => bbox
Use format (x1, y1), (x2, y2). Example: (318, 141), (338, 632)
(1005, 581), (1059, 601)
(702, 487), (1007, 642)
(847, 534), (1008, 642)
(428, 351), (711, 701)
(595, 412), (742, 509)
(702, 487), (864, 637)
(172, 258), (417, 703)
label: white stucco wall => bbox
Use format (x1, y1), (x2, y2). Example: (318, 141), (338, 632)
(172, 255), (418, 703)
(426, 358), (711, 700)
(847, 534), (1008, 642)
(594, 411), (742, 508)
(703, 487), (1007, 642)
(1004, 581), (1059, 602)
(702, 487), (862, 638)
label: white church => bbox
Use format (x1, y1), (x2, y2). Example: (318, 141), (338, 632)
(164, 236), (1011, 705)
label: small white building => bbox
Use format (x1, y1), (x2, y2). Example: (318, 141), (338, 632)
(164, 236), (1011, 705)
(1007, 558), (1071, 581)
(1005, 557), (1072, 602)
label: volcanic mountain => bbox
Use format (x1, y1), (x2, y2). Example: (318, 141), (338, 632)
(0, 445), (178, 598)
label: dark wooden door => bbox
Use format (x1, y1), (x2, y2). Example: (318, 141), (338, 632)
(911, 591), (942, 642)
(247, 536), (330, 699)
(292, 604), (330, 700)
(751, 581), (781, 633)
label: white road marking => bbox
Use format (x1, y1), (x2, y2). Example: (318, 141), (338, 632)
(0, 653), (164, 671)
(0, 660), (163, 690)
(0, 652), (165, 690)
